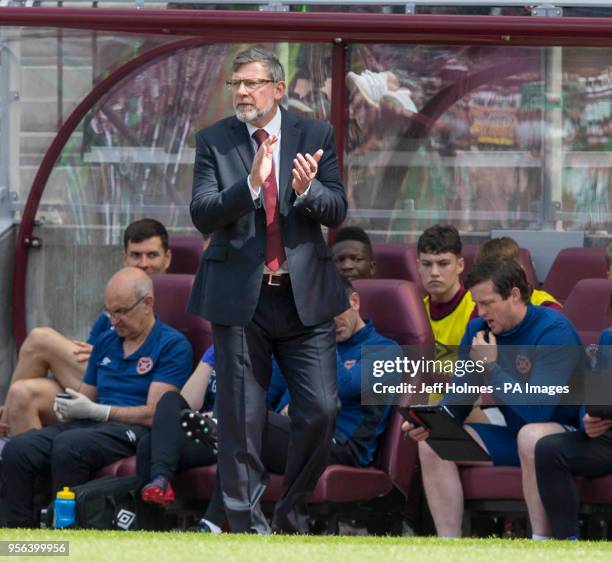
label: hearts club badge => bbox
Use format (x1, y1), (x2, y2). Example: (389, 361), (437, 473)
(137, 357), (154, 375)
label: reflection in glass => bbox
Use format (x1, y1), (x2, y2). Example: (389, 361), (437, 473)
(346, 44), (612, 240)
(38, 41), (331, 244)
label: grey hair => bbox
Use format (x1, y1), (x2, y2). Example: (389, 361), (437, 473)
(232, 48), (285, 83)
(134, 275), (153, 300)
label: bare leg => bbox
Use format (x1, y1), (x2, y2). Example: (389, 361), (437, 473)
(517, 422), (566, 537)
(419, 440), (464, 537)
(9, 327), (87, 388)
(419, 425), (492, 537)
(1, 327), (87, 431)
(5, 378), (63, 435)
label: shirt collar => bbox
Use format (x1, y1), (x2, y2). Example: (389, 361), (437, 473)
(428, 284), (468, 321)
(246, 106), (282, 140)
(109, 316), (162, 359)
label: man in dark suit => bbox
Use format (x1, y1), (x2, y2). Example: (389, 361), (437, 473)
(188, 48), (348, 534)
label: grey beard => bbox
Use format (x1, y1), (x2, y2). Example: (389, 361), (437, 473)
(235, 107), (262, 125)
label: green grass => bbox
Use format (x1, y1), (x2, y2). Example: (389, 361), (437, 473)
(1, 529), (612, 562)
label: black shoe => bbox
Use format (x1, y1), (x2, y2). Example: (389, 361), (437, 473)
(179, 409), (218, 454)
(174, 518), (221, 534)
(188, 518), (219, 533)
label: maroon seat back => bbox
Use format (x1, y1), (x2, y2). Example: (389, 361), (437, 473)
(372, 243), (420, 285)
(460, 244), (538, 288)
(543, 247), (606, 303)
(151, 273), (212, 362)
(353, 279), (434, 347)
(167, 236), (205, 274)
(563, 279), (612, 345)
(353, 279), (433, 497)
(374, 409), (418, 498)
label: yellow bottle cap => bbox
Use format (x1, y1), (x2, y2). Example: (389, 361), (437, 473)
(56, 486), (75, 500)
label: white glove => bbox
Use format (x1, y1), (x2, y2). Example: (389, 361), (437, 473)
(53, 400), (68, 423)
(53, 388), (111, 422)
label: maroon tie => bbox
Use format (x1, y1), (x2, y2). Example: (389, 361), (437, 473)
(252, 129), (286, 272)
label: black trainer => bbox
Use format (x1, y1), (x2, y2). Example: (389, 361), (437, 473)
(179, 409), (218, 454)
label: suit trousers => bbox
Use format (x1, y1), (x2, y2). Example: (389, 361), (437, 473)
(213, 275), (338, 533)
(204, 411), (358, 529)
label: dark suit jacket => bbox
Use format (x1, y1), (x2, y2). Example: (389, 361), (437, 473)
(188, 107), (349, 327)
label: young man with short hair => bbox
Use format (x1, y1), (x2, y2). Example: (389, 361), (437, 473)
(417, 224), (475, 349)
(331, 225), (376, 281)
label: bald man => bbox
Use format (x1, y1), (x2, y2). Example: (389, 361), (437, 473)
(0, 218), (172, 439)
(1, 268), (192, 528)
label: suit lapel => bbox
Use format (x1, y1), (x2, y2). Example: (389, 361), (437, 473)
(280, 108), (300, 215)
(229, 118), (254, 175)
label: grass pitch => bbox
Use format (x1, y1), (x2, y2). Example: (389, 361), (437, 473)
(1, 529), (611, 562)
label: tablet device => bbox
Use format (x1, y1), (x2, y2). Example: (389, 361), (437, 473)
(585, 405), (612, 420)
(401, 405), (491, 462)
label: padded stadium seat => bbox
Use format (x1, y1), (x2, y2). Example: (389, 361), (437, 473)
(172, 412), (411, 504)
(460, 466), (526, 533)
(171, 411), (419, 505)
(373, 408), (419, 498)
(461, 466), (523, 501)
(263, 465), (392, 504)
(543, 247), (606, 303)
(173, 464), (217, 500)
(372, 243), (420, 285)
(460, 244), (538, 288)
(353, 279), (434, 347)
(151, 273), (213, 362)
(116, 456), (137, 477)
(167, 236), (205, 275)
(94, 458), (126, 478)
(460, 466), (612, 530)
(579, 474), (612, 504)
(563, 279), (612, 345)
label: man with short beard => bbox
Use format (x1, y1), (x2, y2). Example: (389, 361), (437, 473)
(189, 48), (347, 534)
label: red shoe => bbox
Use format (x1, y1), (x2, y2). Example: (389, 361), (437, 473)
(141, 476), (175, 507)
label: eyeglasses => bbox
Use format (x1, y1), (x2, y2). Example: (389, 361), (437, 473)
(103, 295), (145, 320)
(225, 79), (275, 92)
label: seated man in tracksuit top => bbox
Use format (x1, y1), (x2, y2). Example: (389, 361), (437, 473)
(403, 257), (583, 538)
(1, 267), (192, 528)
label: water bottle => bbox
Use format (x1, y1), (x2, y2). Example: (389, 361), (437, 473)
(53, 487), (76, 529)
